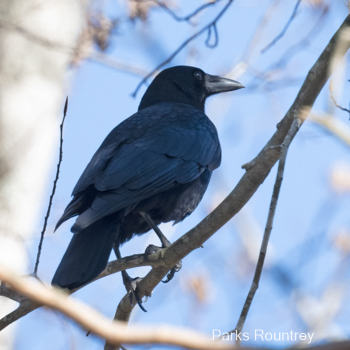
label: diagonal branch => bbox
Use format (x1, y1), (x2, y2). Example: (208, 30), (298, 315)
(109, 13), (350, 345)
(231, 118), (300, 343)
(261, 0), (302, 54)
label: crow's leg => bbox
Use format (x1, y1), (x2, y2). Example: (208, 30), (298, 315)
(139, 211), (170, 248)
(139, 211), (182, 283)
(113, 245), (146, 312)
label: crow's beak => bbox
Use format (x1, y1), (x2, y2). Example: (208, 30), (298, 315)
(205, 74), (244, 95)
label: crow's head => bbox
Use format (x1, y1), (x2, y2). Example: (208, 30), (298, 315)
(139, 66), (244, 112)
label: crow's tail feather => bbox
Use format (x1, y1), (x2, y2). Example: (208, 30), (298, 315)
(52, 214), (120, 290)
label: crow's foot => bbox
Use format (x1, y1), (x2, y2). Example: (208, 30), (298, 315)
(121, 271), (146, 312)
(163, 260), (182, 283)
(145, 244), (182, 283)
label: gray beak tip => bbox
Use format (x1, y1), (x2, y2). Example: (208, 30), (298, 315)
(205, 74), (245, 95)
(228, 80), (245, 91)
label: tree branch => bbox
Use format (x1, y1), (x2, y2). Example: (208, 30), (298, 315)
(3, 264), (349, 350)
(131, 0), (234, 97)
(110, 12), (350, 341)
(231, 118), (300, 343)
(33, 97), (68, 276)
(309, 113), (350, 148)
(0, 253), (153, 331)
(0, 264), (238, 350)
(261, 0), (302, 54)
(329, 79), (350, 114)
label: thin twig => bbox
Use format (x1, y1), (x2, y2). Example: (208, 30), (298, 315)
(329, 79), (350, 114)
(261, 0), (302, 54)
(251, 5), (328, 87)
(131, 0), (234, 97)
(227, 119), (300, 343)
(33, 97), (68, 276)
(271, 6), (328, 70)
(89, 51), (149, 77)
(206, 23), (219, 48)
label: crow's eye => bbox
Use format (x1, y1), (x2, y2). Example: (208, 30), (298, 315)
(194, 71), (203, 80)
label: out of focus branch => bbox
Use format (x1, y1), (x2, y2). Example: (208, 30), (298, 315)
(309, 113), (350, 148)
(131, 0), (234, 97)
(271, 6), (328, 70)
(261, 0), (302, 54)
(0, 253), (153, 331)
(0, 264), (236, 350)
(2, 264), (350, 350)
(0, 19), (147, 78)
(249, 6), (328, 89)
(329, 80), (350, 114)
(89, 52), (149, 77)
(33, 98), (68, 276)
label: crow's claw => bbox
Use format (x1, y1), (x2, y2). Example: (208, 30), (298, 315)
(162, 260), (182, 283)
(145, 244), (182, 283)
(122, 272), (147, 312)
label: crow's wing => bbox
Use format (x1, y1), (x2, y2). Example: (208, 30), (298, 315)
(73, 102), (220, 194)
(71, 102), (221, 231)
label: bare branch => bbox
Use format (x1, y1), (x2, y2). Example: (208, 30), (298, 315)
(224, 12), (350, 339)
(309, 113), (350, 148)
(0, 19), (148, 78)
(131, 0), (234, 97)
(89, 52), (149, 77)
(0, 264), (237, 350)
(271, 6), (328, 70)
(0, 252), (159, 330)
(231, 119), (300, 342)
(261, 0), (302, 54)
(249, 6), (328, 87)
(329, 79), (350, 114)
(0, 298), (38, 332)
(33, 98), (68, 276)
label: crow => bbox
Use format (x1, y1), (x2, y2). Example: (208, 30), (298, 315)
(52, 66), (243, 310)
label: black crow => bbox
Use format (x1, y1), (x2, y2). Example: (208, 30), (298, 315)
(52, 66), (243, 309)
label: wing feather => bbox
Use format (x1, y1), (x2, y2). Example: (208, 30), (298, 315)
(70, 102), (221, 230)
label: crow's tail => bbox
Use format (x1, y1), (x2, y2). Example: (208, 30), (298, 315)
(52, 214), (120, 290)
